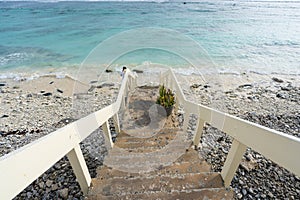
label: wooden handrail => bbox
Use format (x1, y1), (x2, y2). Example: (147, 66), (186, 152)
(0, 70), (137, 199)
(161, 68), (300, 187)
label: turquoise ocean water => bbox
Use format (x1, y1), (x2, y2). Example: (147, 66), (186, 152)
(0, 0), (300, 77)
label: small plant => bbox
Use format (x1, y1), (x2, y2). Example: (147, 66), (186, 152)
(156, 85), (175, 108)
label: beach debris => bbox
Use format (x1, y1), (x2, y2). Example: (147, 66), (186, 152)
(49, 81), (54, 84)
(238, 84), (253, 89)
(0, 83), (6, 87)
(272, 77), (284, 83)
(90, 80), (98, 84)
(280, 86), (291, 91)
(56, 88), (63, 93)
(43, 92), (52, 96)
(203, 84), (210, 88)
(276, 92), (288, 99)
(133, 69), (144, 73)
(105, 69), (113, 73)
(1, 114), (9, 118)
(190, 83), (201, 88)
(88, 83), (115, 92)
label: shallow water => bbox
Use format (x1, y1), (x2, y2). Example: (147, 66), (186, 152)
(0, 0), (300, 77)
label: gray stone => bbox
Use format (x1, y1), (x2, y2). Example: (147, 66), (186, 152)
(272, 77), (284, 83)
(51, 183), (58, 191)
(43, 92), (52, 96)
(57, 89), (63, 93)
(236, 193), (243, 199)
(59, 188), (69, 198)
(46, 180), (53, 187)
(38, 182), (45, 189)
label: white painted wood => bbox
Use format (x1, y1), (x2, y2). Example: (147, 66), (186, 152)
(193, 119), (205, 146)
(167, 68), (300, 180)
(182, 111), (190, 133)
(0, 124), (80, 199)
(1, 68), (300, 198)
(67, 144), (91, 195)
(102, 121), (114, 149)
(0, 70), (137, 199)
(221, 139), (247, 187)
(113, 114), (120, 134)
(221, 113), (300, 177)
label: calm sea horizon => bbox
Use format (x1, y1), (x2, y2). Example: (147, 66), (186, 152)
(0, 0), (299, 78)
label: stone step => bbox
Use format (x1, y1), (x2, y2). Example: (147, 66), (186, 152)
(115, 128), (180, 142)
(89, 172), (224, 197)
(95, 161), (211, 180)
(87, 188), (234, 200)
(113, 139), (190, 153)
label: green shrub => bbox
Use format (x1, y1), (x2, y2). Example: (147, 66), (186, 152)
(156, 85), (175, 108)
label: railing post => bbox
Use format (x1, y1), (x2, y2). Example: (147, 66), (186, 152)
(121, 95), (126, 110)
(221, 139), (247, 187)
(67, 144), (91, 195)
(113, 114), (120, 134)
(182, 111), (190, 132)
(102, 121), (114, 149)
(193, 119), (205, 147)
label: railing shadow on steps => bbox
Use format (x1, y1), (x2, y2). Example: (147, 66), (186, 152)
(0, 70), (137, 200)
(160, 68), (300, 187)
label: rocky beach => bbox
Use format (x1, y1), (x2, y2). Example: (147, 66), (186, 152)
(0, 71), (299, 199)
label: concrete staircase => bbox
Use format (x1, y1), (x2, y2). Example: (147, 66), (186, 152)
(86, 87), (234, 199)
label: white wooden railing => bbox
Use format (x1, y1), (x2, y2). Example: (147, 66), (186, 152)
(1, 68), (299, 199)
(160, 69), (300, 187)
(0, 70), (137, 200)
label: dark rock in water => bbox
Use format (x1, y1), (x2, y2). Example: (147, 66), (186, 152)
(1, 114), (9, 118)
(133, 69), (144, 73)
(0, 83), (6, 87)
(56, 89), (63, 93)
(43, 92), (52, 96)
(105, 69), (113, 73)
(49, 81), (54, 84)
(272, 77), (284, 83)
(40, 90), (45, 93)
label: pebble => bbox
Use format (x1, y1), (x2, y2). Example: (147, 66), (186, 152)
(43, 92), (52, 96)
(272, 77), (284, 83)
(57, 89), (64, 93)
(236, 193), (243, 199)
(59, 188), (69, 198)
(46, 180), (53, 187)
